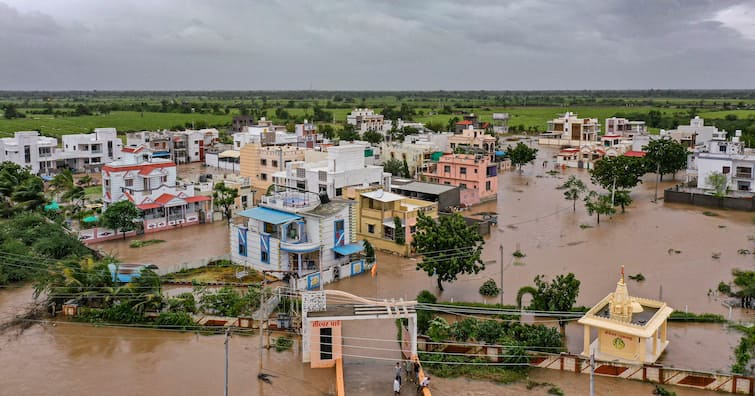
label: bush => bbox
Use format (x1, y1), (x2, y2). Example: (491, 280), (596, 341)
(479, 279), (501, 297)
(427, 317), (450, 342)
(477, 320), (504, 344)
(417, 290), (437, 334)
(167, 293), (197, 313)
(275, 337), (294, 352)
(155, 312), (194, 329)
(449, 318), (478, 341)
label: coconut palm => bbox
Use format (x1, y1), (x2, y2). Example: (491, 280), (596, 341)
(11, 177), (47, 211)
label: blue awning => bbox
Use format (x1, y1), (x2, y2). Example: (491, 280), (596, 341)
(238, 207), (301, 225)
(333, 243), (365, 256)
(495, 150), (506, 157)
(151, 151), (171, 157)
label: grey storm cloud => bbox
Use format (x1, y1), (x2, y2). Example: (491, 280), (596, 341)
(0, 0), (754, 90)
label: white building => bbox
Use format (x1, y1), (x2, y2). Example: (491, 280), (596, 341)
(230, 190), (367, 290)
(58, 128), (123, 172)
(272, 144), (390, 199)
(0, 131), (58, 175)
(126, 129), (218, 164)
(404, 132), (454, 152)
(346, 108), (392, 134)
(688, 130), (754, 193)
(605, 118), (647, 138)
(295, 120), (321, 149)
(661, 116), (722, 149)
(380, 142), (436, 177)
(540, 112), (600, 146)
(396, 119), (426, 132)
(101, 146), (213, 233)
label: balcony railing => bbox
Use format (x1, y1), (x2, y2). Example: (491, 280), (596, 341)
(735, 172), (753, 179)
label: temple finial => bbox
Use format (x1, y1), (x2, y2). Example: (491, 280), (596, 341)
(621, 265), (625, 283)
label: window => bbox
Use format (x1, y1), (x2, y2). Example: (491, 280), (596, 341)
(474, 168), (478, 174)
(161, 176), (168, 183)
(368, 224), (375, 233)
(722, 166), (730, 174)
(104, 179), (110, 187)
(719, 145), (727, 153)
(460, 167), (467, 175)
(261, 251), (269, 263)
(238, 239), (247, 256)
(260, 173), (268, 181)
(334, 220), (345, 246)
(264, 222), (276, 234)
(410, 226), (416, 233)
(23, 146), (31, 163)
(443, 165), (451, 173)
(125, 179), (133, 187)
(261, 159), (267, 166)
(444, 181), (451, 185)
(486, 181), (491, 191)
(460, 183), (467, 189)
(320, 327), (333, 360)
(272, 160), (278, 168)
(335, 188), (342, 196)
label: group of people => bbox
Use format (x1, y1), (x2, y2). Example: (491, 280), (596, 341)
(393, 361), (430, 395)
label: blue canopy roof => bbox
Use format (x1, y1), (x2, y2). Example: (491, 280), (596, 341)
(151, 151), (171, 157)
(333, 243), (365, 256)
(495, 150), (507, 156)
(238, 207), (301, 225)
(281, 244), (321, 254)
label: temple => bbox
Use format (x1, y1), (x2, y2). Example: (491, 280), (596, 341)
(578, 267), (673, 364)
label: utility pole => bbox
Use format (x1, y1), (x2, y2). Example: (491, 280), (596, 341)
(499, 244), (505, 305)
(224, 328), (230, 396)
(653, 161), (660, 203)
(258, 272), (266, 375)
(589, 351), (595, 396)
(610, 175), (617, 206)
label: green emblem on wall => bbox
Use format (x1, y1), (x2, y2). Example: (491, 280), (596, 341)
(612, 337), (626, 350)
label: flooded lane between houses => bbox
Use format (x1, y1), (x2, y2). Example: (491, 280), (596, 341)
(1, 145), (753, 394)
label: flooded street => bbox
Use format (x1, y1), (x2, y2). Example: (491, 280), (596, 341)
(1, 143), (753, 394)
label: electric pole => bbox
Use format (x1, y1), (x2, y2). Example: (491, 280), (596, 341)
(499, 244), (504, 305)
(589, 351), (595, 396)
(225, 328), (230, 396)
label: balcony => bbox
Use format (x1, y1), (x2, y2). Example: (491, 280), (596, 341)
(735, 172), (753, 179)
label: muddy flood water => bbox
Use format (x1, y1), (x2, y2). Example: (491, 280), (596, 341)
(1, 143), (753, 395)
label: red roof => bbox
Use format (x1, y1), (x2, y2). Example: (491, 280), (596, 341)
(185, 195), (211, 203)
(123, 191), (135, 202)
(623, 151), (646, 158)
(137, 203), (161, 210)
(155, 193), (177, 205)
(101, 162), (176, 174)
(456, 120), (474, 125)
(122, 146), (144, 153)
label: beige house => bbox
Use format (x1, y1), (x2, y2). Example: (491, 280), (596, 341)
(355, 188), (437, 256)
(449, 126), (498, 161)
(579, 268), (673, 365)
(540, 112), (600, 146)
(239, 144), (307, 197)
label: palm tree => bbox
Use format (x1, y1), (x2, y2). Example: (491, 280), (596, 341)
(50, 170), (74, 201)
(560, 175), (586, 212)
(11, 177), (46, 211)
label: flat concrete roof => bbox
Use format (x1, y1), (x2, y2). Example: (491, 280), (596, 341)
(392, 181), (458, 195)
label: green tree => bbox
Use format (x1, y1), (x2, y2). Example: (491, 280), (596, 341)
(589, 156), (646, 192)
(706, 171), (728, 197)
(643, 137), (688, 181)
(401, 159), (411, 178)
(731, 270), (755, 309)
(506, 142), (538, 171)
(612, 190), (633, 213)
(559, 175), (586, 212)
(584, 191), (615, 225)
(3, 103), (25, 119)
(212, 182), (239, 223)
(11, 177), (46, 211)
(338, 124), (360, 141)
(362, 240), (375, 264)
(319, 124), (335, 139)
(479, 279), (501, 297)
(393, 217), (405, 245)
(383, 158), (405, 177)
(412, 212), (485, 291)
(416, 290), (437, 334)
(102, 200), (140, 239)
(361, 130), (384, 145)
(528, 273), (581, 335)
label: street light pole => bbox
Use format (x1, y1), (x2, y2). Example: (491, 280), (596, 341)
(653, 161), (660, 203)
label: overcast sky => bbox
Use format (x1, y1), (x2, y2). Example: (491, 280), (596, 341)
(1, 0), (754, 90)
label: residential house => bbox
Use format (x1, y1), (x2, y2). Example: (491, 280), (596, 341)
(233, 125), (298, 150)
(357, 189), (438, 256)
(404, 132), (454, 151)
(126, 130), (172, 158)
(239, 144), (307, 196)
(204, 144), (240, 172)
(454, 114), (491, 134)
(492, 113), (510, 134)
(230, 189), (367, 290)
(57, 128), (123, 173)
(272, 144), (391, 199)
(380, 141), (436, 177)
(422, 153), (498, 206)
(295, 120), (321, 149)
(605, 118), (647, 138)
(556, 141), (633, 170)
(687, 130), (754, 193)
(232, 115), (255, 133)
(346, 108), (392, 134)
(660, 116), (724, 149)
(391, 180), (461, 212)
(0, 131), (59, 175)
(101, 146), (213, 234)
(125, 129), (219, 163)
(540, 112), (600, 146)
(448, 125), (498, 161)
(396, 119), (426, 132)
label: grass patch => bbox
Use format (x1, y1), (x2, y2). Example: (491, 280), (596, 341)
(129, 239), (165, 248)
(162, 261), (263, 283)
(420, 353), (527, 384)
(668, 311), (726, 323)
(702, 211), (719, 217)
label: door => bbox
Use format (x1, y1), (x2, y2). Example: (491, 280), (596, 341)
(334, 220), (345, 247)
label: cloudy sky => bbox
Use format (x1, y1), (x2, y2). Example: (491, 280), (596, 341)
(1, 0), (754, 90)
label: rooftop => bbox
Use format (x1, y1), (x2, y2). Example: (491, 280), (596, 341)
(361, 189), (406, 203)
(391, 181), (457, 195)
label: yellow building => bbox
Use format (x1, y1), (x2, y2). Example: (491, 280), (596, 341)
(356, 188), (437, 256)
(239, 144), (306, 198)
(578, 267), (673, 364)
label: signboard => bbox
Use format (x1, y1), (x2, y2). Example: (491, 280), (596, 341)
(312, 320), (341, 328)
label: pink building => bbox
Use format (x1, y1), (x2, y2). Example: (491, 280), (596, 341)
(423, 153), (498, 206)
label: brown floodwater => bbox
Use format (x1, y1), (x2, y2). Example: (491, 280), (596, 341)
(1, 143), (752, 394)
